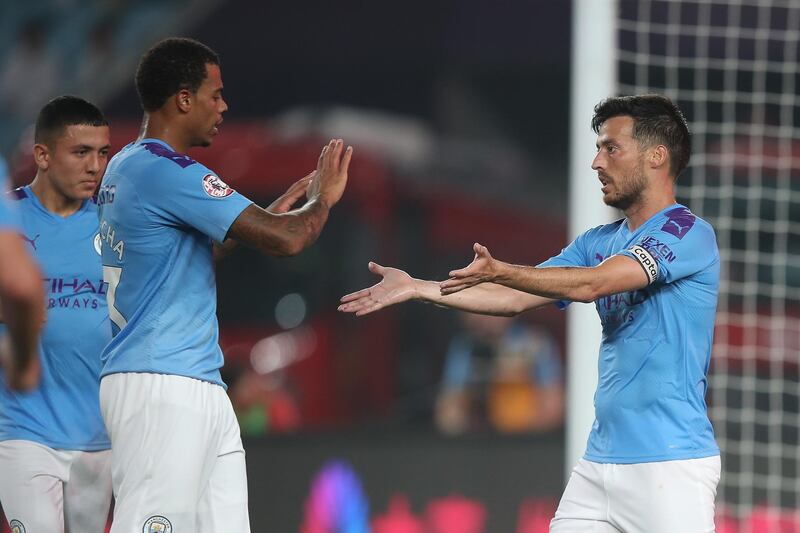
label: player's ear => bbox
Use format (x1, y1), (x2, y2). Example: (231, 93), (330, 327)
(33, 143), (50, 171)
(649, 144), (669, 170)
(175, 89), (193, 114)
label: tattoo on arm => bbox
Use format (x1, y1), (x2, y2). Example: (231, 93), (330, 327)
(227, 199), (330, 256)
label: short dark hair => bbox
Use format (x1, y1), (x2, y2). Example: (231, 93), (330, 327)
(135, 37), (220, 112)
(591, 94), (691, 179)
(34, 95), (108, 146)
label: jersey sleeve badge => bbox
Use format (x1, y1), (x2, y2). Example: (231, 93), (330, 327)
(202, 174), (235, 198)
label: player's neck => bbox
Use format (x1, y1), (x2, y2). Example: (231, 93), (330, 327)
(139, 113), (190, 154)
(29, 175), (83, 217)
(624, 185), (677, 231)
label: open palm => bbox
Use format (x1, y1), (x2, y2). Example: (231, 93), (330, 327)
(339, 262), (416, 316)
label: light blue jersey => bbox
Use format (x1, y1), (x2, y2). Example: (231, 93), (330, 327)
(0, 187), (110, 451)
(541, 204), (720, 463)
(97, 139), (252, 387)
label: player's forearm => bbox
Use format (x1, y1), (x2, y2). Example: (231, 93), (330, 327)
(494, 263), (602, 303)
(2, 294), (42, 368)
(272, 197), (330, 255)
(228, 199), (330, 257)
(0, 238), (44, 366)
(414, 279), (548, 316)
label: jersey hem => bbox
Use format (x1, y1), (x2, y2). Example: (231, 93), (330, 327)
(0, 436), (111, 452)
(583, 447), (720, 464)
(100, 369), (226, 389)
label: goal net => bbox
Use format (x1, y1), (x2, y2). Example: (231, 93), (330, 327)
(616, 0), (800, 527)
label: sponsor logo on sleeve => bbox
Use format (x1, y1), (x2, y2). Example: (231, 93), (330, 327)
(629, 245), (658, 284)
(202, 174), (235, 198)
(143, 516), (172, 533)
(661, 207), (696, 239)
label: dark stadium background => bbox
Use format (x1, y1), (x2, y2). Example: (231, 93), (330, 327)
(1, 1), (573, 531)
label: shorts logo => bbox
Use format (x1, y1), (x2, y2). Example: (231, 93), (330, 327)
(629, 245), (658, 284)
(10, 519), (25, 533)
(143, 516), (172, 533)
(202, 174), (234, 198)
(94, 233), (102, 255)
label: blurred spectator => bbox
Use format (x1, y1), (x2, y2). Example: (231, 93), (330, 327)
(75, 19), (117, 93)
(435, 313), (564, 434)
(223, 361), (302, 436)
(0, 19), (58, 121)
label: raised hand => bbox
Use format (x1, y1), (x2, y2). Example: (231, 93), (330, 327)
(339, 262), (417, 316)
(440, 243), (499, 295)
(307, 139), (353, 208)
(266, 173), (314, 214)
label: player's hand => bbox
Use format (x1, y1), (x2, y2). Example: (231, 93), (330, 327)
(266, 173), (314, 214)
(440, 243), (499, 295)
(307, 139), (353, 208)
(0, 338), (40, 392)
(338, 262), (417, 316)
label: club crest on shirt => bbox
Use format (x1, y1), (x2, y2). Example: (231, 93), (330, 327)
(202, 174), (234, 198)
(94, 233), (102, 255)
(10, 519), (25, 533)
(143, 515), (172, 533)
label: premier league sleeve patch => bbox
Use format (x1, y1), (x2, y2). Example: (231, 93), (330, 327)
(202, 174), (235, 198)
(628, 244), (658, 284)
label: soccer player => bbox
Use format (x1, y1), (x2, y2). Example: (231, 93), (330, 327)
(340, 94), (720, 532)
(0, 159), (44, 392)
(97, 38), (352, 532)
(0, 96), (113, 532)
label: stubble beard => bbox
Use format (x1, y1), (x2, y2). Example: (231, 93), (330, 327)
(603, 159), (648, 211)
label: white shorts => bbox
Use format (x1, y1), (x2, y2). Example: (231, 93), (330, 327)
(0, 439), (112, 533)
(550, 456), (720, 533)
(100, 372), (250, 532)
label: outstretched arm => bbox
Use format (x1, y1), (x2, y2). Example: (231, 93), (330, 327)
(226, 139), (352, 257)
(441, 242), (649, 302)
(338, 262), (553, 317)
(213, 173), (314, 261)
(0, 230), (43, 391)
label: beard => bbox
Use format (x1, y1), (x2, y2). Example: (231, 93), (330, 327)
(602, 159), (648, 211)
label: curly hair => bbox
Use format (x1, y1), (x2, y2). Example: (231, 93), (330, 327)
(135, 37), (220, 112)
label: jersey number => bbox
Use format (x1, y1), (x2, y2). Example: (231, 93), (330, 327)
(103, 266), (128, 329)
